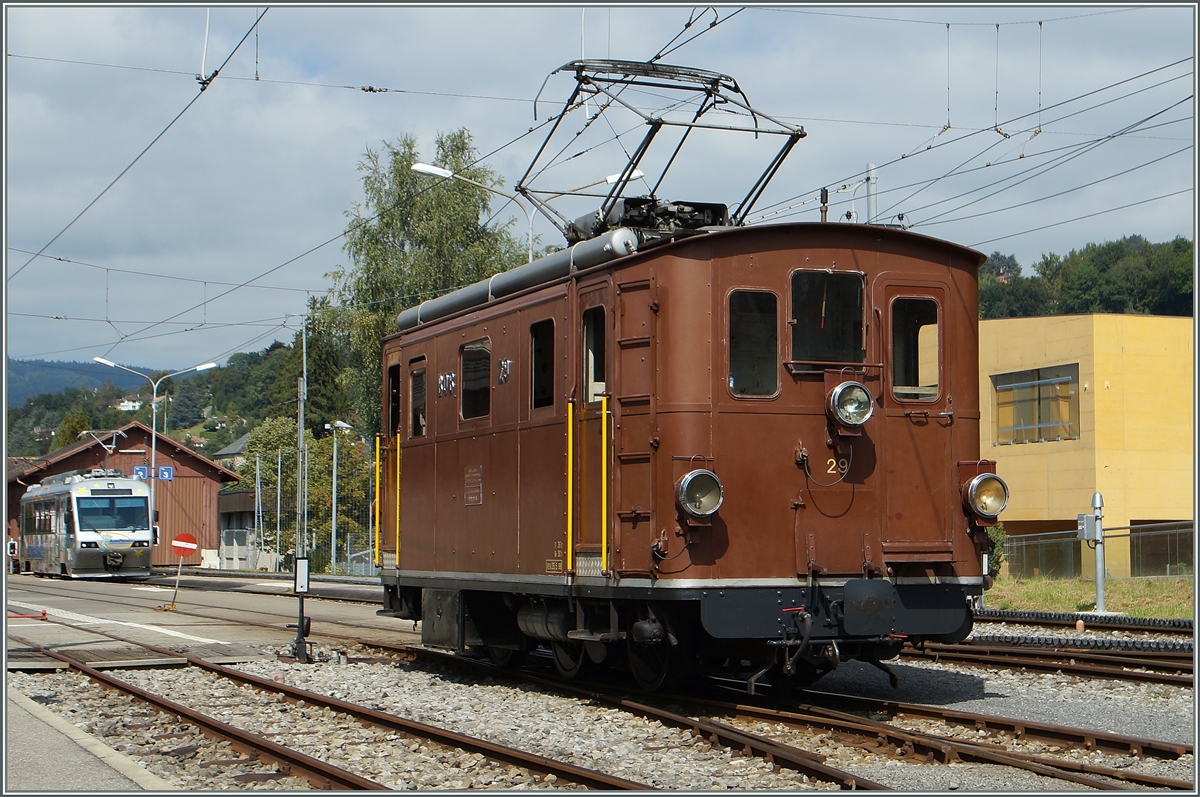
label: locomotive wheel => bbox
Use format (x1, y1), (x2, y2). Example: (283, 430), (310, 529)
(627, 639), (673, 692)
(487, 642), (527, 669)
(552, 640), (590, 679)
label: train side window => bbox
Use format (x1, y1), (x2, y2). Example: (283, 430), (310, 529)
(461, 339), (491, 419)
(789, 271), (864, 370)
(583, 307), (606, 403)
(728, 290), (779, 396)
(387, 364), (401, 437)
(410, 361), (427, 437)
(530, 319), (555, 409)
(891, 297), (940, 400)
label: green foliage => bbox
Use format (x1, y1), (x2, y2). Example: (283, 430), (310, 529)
(171, 377), (206, 430)
(980, 236), (1193, 320)
(51, 408), (91, 451)
(207, 341), (291, 424)
(270, 297), (349, 437)
(985, 522), (1006, 578)
(327, 129), (526, 435)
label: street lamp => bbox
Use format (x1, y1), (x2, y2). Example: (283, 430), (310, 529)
(324, 420), (352, 574)
(411, 162), (534, 263)
(93, 357), (217, 539)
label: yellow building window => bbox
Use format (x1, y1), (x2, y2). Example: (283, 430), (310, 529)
(993, 364), (1079, 444)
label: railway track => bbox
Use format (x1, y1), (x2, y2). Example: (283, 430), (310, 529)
(371, 641), (1194, 791)
(9, 580), (1193, 790)
(902, 642), (1193, 686)
(7, 625), (650, 790)
(975, 609), (1193, 635)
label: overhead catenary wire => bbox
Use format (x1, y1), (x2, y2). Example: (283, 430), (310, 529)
(6, 8), (270, 283)
(750, 56), (1192, 225)
(750, 115), (1192, 227)
(906, 96), (1193, 227)
(919, 144), (1191, 227)
(970, 188), (1191, 248)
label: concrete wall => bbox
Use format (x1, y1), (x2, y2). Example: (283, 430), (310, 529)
(980, 314), (1194, 578)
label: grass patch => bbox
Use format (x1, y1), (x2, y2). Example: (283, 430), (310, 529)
(984, 576), (1195, 619)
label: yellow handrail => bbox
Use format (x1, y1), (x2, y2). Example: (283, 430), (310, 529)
(400, 436), (405, 566)
(373, 435), (381, 566)
(566, 400), (573, 574)
(601, 394), (608, 576)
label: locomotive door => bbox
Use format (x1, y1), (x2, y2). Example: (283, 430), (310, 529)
(880, 282), (955, 556)
(572, 281), (612, 578)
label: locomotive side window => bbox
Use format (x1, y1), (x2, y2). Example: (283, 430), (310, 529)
(789, 271), (864, 370)
(530, 319), (555, 409)
(583, 307), (606, 403)
(891, 297), (940, 400)
(728, 290), (779, 396)
(410, 360), (427, 437)
(461, 339), (491, 419)
(387, 364), (401, 437)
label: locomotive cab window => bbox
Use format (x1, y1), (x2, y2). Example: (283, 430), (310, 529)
(409, 359), (427, 437)
(530, 319), (555, 409)
(461, 339), (491, 419)
(789, 271), (864, 370)
(582, 307), (606, 403)
(387, 364), (401, 437)
(891, 297), (940, 400)
(728, 290), (779, 396)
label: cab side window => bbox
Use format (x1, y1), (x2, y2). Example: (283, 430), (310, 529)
(409, 359), (427, 437)
(582, 307), (606, 403)
(530, 319), (555, 409)
(461, 339), (491, 419)
(891, 297), (940, 400)
(387, 364), (401, 436)
(728, 290), (778, 396)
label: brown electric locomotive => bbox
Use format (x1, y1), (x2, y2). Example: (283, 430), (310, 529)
(374, 60), (1009, 692)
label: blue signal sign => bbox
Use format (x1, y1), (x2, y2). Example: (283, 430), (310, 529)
(157, 466), (175, 481)
(133, 466), (150, 480)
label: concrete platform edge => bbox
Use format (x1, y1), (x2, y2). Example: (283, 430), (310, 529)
(6, 686), (178, 791)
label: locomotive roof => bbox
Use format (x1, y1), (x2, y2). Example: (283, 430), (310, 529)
(387, 221), (984, 340)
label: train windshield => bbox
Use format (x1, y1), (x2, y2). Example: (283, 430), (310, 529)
(76, 497), (150, 531)
(789, 271), (864, 370)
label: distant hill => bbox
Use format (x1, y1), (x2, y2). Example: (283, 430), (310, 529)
(5, 359), (170, 405)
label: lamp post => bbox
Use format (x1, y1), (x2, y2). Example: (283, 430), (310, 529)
(411, 162), (534, 263)
(93, 357), (217, 537)
(324, 420), (352, 573)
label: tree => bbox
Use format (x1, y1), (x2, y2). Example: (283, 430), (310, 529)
(51, 408), (91, 452)
(172, 377), (206, 430)
(980, 252), (1022, 280)
(327, 129), (526, 435)
(271, 296), (349, 438)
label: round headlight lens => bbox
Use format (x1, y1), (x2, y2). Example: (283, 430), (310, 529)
(965, 474), (1009, 518)
(677, 469), (724, 517)
(828, 381), (874, 427)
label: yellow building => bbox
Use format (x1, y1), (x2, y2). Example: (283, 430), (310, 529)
(979, 314), (1195, 579)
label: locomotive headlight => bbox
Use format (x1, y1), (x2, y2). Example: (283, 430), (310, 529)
(676, 469), (724, 517)
(963, 473), (1009, 519)
(828, 381), (874, 427)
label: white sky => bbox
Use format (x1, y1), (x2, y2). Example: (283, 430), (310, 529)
(4, 4), (1195, 373)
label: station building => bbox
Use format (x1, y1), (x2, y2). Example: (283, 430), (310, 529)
(6, 420), (240, 567)
(978, 314), (1194, 579)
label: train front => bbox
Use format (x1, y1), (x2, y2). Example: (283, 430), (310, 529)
(645, 222), (1009, 687)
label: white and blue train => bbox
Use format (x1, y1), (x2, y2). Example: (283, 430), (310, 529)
(18, 469), (156, 578)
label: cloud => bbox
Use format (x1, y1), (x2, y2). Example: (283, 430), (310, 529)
(4, 5), (1194, 369)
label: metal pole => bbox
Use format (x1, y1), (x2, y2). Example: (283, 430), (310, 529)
(1093, 492), (1106, 613)
(331, 429), (338, 574)
(150, 379), (159, 524)
(255, 454), (262, 571)
(275, 448), (282, 569)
